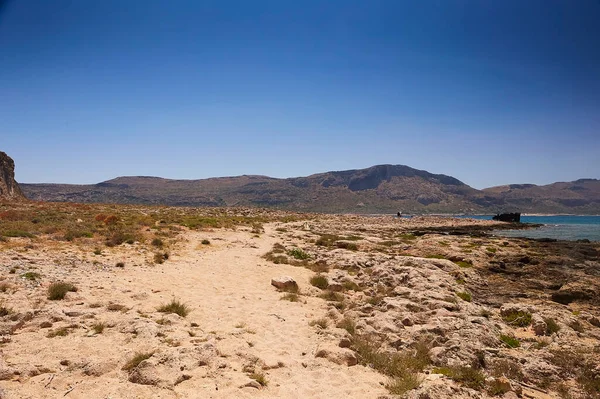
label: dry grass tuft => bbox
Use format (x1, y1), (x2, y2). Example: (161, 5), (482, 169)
(280, 293), (299, 302)
(249, 371), (268, 386)
(309, 318), (328, 329)
(47, 282), (77, 300)
(122, 352), (154, 371)
(157, 299), (190, 317)
(310, 274), (329, 290)
(92, 322), (107, 334)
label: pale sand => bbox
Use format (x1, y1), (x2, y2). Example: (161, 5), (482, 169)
(0, 225), (387, 398)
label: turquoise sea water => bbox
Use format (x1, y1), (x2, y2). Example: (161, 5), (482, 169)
(461, 215), (600, 242)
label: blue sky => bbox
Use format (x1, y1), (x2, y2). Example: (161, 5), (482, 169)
(1, 0), (599, 189)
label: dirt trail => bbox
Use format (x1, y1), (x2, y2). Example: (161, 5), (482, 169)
(1, 226), (386, 398)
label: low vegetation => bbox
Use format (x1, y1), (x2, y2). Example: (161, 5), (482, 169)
(122, 352), (154, 371)
(336, 317), (356, 335)
(21, 272), (41, 281)
(280, 292), (299, 302)
(501, 310), (532, 327)
(157, 299), (190, 317)
(92, 322), (106, 334)
(433, 365), (486, 390)
(352, 335), (430, 395)
(249, 371), (268, 387)
(545, 318), (561, 335)
(456, 291), (472, 302)
(454, 260), (473, 268)
(309, 318), (328, 329)
(499, 334), (520, 348)
(154, 252), (169, 264)
(287, 248), (310, 260)
(47, 282), (77, 300)
(309, 275), (329, 289)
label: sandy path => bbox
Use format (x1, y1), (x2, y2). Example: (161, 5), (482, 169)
(1, 225), (386, 398)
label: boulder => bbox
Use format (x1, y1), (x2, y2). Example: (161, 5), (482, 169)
(551, 282), (595, 304)
(315, 344), (357, 366)
(531, 315), (547, 336)
(271, 276), (298, 292)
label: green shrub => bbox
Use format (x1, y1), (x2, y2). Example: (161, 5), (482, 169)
(336, 317), (356, 335)
(502, 310), (532, 327)
(105, 230), (134, 247)
(352, 335), (430, 382)
(201, 239), (210, 245)
(454, 260), (473, 268)
(386, 374), (422, 396)
(456, 291), (472, 302)
(398, 233), (417, 241)
(499, 334), (520, 348)
(264, 253), (288, 264)
(21, 272), (41, 281)
(544, 318), (561, 335)
(578, 363), (600, 397)
(310, 275), (329, 290)
(315, 234), (342, 247)
(319, 290), (344, 302)
(288, 248), (310, 260)
(151, 238), (164, 248)
(47, 327), (70, 338)
(157, 299), (190, 317)
(48, 282), (77, 300)
(433, 366), (485, 390)
(64, 230), (93, 241)
(3, 230), (34, 238)
(342, 280), (361, 291)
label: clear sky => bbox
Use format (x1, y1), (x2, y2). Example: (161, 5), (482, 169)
(1, 0), (599, 189)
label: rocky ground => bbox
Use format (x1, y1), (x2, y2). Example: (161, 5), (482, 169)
(0, 206), (599, 398)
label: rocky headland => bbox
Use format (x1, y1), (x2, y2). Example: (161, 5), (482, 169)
(0, 152), (25, 202)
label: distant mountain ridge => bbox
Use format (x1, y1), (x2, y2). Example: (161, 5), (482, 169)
(20, 164), (600, 214)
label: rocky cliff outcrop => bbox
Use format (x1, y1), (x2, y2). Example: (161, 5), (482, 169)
(0, 151), (25, 201)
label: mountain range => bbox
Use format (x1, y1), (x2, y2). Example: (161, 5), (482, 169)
(19, 164), (600, 214)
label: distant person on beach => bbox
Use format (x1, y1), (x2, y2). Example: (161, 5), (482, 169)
(397, 212), (402, 218)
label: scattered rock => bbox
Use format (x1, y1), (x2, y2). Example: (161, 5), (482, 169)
(241, 380), (262, 389)
(315, 344), (357, 366)
(328, 282), (343, 292)
(531, 315), (547, 336)
(271, 276), (298, 291)
(551, 282), (595, 304)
